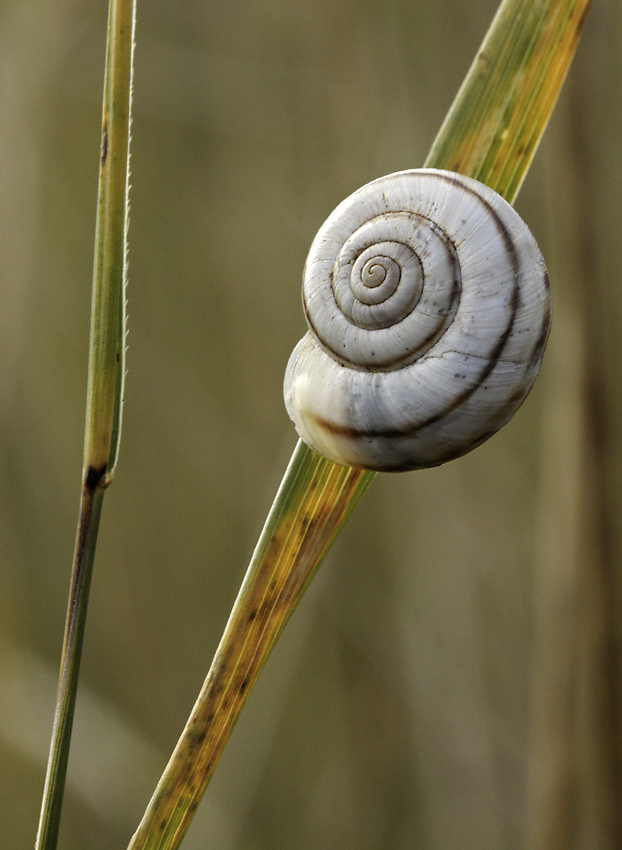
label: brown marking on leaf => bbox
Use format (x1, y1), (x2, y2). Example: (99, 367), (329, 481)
(101, 121), (108, 165)
(187, 727), (206, 749)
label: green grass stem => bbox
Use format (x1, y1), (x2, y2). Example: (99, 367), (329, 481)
(35, 2), (136, 848)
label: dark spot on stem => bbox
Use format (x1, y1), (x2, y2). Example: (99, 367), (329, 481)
(85, 464), (106, 491)
(101, 121), (108, 165)
(189, 728), (206, 748)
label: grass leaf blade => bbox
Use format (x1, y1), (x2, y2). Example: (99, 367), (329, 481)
(127, 1), (591, 847)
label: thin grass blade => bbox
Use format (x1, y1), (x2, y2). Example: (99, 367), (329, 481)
(35, 2), (136, 848)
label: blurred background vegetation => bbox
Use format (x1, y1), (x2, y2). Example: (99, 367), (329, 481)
(1, 0), (621, 848)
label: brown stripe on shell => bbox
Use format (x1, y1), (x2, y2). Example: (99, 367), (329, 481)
(503, 270), (552, 402)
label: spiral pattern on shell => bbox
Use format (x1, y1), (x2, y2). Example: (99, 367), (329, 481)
(284, 169), (551, 472)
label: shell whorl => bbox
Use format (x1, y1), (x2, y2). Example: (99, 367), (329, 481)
(284, 169), (551, 472)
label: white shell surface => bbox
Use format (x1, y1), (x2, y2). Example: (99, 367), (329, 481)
(284, 169), (551, 471)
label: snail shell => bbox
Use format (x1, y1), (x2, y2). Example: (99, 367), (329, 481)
(284, 169), (551, 472)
